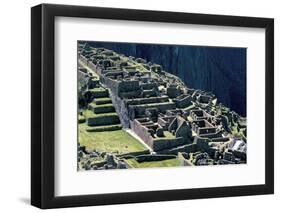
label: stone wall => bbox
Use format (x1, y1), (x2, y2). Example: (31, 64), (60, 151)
(152, 137), (185, 151)
(178, 152), (194, 166)
(158, 116), (176, 130)
(140, 82), (158, 90)
(79, 55), (88, 65)
(116, 149), (150, 158)
(87, 114), (120, 126)
(100, 75), (120, 95)
(174, 95), (192, 108)
(124, 96), (169, 106)
(135, 154), (176, 162)
(108, 89), (130, 128)
(119, 80), (140, 93)
(130, 119), (154, 145)
(129, 102), (176, 118)
(198, 127), (217, 135)
(194, 136), (217, 157)
(159, 143), (198, 155)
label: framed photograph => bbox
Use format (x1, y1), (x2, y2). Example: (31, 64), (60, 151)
(31, 3), (274, 209)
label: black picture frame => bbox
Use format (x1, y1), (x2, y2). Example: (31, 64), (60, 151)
(31, 3), (274, 209)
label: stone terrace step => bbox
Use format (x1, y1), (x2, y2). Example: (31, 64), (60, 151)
(86, 124), (122, 132)
(89, 103), (115, 114)
(87, 112), (120, 126)
(87, 87), (109, 98)
(94, 97), (112, 105)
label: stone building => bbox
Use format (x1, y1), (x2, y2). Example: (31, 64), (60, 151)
(77, 43), (247, 168)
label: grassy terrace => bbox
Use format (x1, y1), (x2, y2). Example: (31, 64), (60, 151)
(89, 87), (107, 92)
(79, 123), (147, 154)
(95, 97), (111, 101)
(86, 124), (122, 132)
(94, 97), (112, 105)
(125, 158), (181, 168)
(83, 109), (117, 119)
(88, 87), (109, 98)
(89, 102), (115, 114)
(89, 102), (113, 107)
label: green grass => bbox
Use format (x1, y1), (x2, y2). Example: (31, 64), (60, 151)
(78, 115), (86, 123)
(83, 109), (95, 119)
(86, 124), (122, 132)
(89, 102), (114, 108)
(89, 102), (115, 114)
(94, 97), (112, 105)
(89, 87), (107, 92)
(156, 131), (176, 139)
(88, 87), (109, 98)
(83, 109), (117, 119)
(125, 158), (181, 168)
(162, 131), (175, 139)
(79, 123), (147, 154)
(95, 97), (111, 101)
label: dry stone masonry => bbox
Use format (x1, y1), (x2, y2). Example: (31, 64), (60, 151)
(77, 42), (247, 170)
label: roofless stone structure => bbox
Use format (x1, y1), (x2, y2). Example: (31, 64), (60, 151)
(77, 42), (247, 170)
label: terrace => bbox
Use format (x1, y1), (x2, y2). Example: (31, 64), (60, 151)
(79, 123), (147, 154)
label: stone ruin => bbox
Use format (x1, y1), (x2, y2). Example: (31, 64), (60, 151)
(77, 42), (247, 170)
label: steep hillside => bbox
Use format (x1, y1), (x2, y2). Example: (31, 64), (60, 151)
(86, 41), (246, 116)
